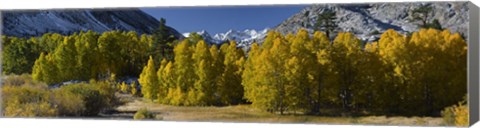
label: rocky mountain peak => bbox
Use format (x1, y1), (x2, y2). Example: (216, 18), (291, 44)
(274, 2), (469, 42)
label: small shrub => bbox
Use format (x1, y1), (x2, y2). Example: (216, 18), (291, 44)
(133, 108), (155, 120)
(369, 30), (380, 35)
(120, 82), (130, 93)
(2, 85), (56, 117)
(94, 80), (117, 106)
(2, 74), (44, 87)
(441, 106), (455, 125)
(115, 82), (121, 91)
(59, 82), (116, 116)
(4, 101), (57, 117)
(1, 75), (117, 117)
(2, 74), (48, 90)
(51, 89), (85, 116)
(442, 96), (468, 126)
(453, 103), (468, 126)
(131, 82), (138, 96)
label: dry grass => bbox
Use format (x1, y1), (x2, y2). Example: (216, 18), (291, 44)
(354, 116), (444, 126)
(111, 94), (445, 126)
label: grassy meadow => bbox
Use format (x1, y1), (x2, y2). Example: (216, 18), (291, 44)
(107, 93), (444, 126)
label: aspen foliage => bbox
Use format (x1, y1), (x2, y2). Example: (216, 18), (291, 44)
(162, 61), (176, 104)
(172, 40), (195, 105)
(191, 40), (215, 105)
(19, 28), (466, 117)
(156, 59), (169, 103)
(26, 31), (157, 85)
(242, 28), (466, 116)
(32, 53), (59, 85)
(218, 41), (245, 105)
(139, 56), (159, 101)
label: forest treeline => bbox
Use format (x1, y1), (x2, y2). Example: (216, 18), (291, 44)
(138, 29), (467, 116)
(2, 30), (180, 84)
(1, 28), (466, 117)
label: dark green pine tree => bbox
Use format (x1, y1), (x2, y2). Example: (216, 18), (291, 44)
(427, 19), (443, 30)
(314, 10), (338, 40)
(152, 18), (176, 62)
(410, 5), (443, 30)
(411, 5), (432, 27)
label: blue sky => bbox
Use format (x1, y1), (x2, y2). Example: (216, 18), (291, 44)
(141, 5), (307, 34)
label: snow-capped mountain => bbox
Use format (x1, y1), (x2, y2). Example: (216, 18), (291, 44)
(182, 2), (468, 50)
(3, 2), (467, 49)
(183, 30), (219, 44)
(184, 28), (270, 48)
(2, 9), (184, 39)
(213, 28), (269, 44)
(274, 2), (468, 42)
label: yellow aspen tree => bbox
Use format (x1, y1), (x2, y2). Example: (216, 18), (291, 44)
(243, 41), (281, 113)
(269, 37), (291, 114)
(310, 31), (335, 114)
(191, 40), (215, 105)
(284, 56), (306, 113)
(210, 45), (224, 104)
(242, 43), (260, 106)
(54, 36), (78, 81)
(32, 53), (59, 85)
(251, 49), (278, 112)
(330, 32), (362, 112)
(97, 31), (126, 77)
(354, 41), (388, 110)
(138, 56), (159, 101)
(156, 59), (168, 103)
(439, 31), (467, 109)
(170, 86), (184, 106)
(262, 31), (283, 50)
(312, 31), (331, 50)
(284, 29), (312, 113)
(243, 32), (295, 114)
(162, 61), (176, 104)
(375, 29), (408, 114)
(172, 40), (195, 105)
(74, 31), (99, 80)
(405, 29), (467, 115)
(218, 41), (246, 105)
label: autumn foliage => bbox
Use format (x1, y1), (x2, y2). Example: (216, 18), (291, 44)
(136, 28), (467, 116)
(1, 28), (466, 118)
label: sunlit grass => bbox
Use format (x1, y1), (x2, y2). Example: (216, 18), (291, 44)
(113, 94), (445, 126)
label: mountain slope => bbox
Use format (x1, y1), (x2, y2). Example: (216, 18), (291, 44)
(1, 9), (184, 39)
(273, 2), (469, 42)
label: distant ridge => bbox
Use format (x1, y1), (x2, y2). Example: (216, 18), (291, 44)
(1, 9), (184, 39)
